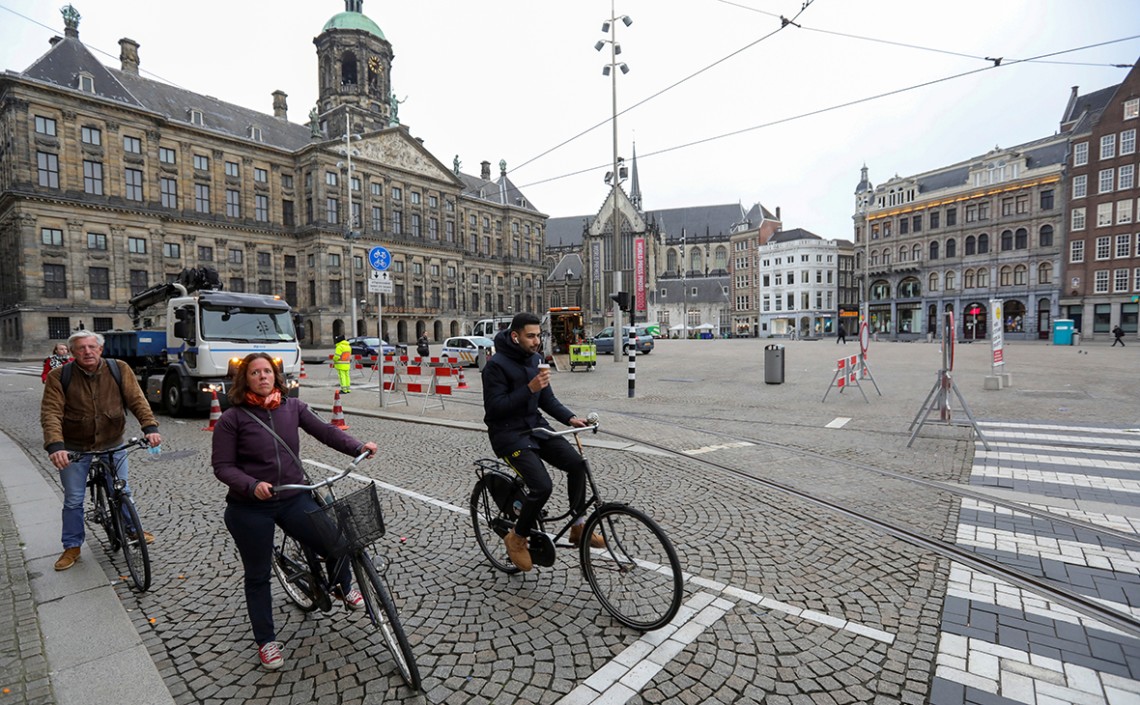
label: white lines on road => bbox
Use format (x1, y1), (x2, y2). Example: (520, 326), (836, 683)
(825, 417), (852, 429)
(681, 441), (754, 455)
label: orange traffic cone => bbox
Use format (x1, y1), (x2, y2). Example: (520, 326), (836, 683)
(456, 364), (469, 389)
(331, 389), (349, 430)
(202, 390), (221, 431)
(299, 361), (308, 379)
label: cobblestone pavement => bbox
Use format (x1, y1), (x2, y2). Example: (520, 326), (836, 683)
(0, 337), (1137, 704)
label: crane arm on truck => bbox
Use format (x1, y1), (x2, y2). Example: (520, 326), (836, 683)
(128, 267), (223, 325)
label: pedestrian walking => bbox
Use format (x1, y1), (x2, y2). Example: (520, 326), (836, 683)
(1112, 325), (1125, 347)
(836, 323), (847, 345)
(41, 342), (72, 383)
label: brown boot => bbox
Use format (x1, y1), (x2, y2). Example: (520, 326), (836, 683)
(54, 547), (81, 571)
(569, 523), (605, 548)
(504, 529), (533, 571)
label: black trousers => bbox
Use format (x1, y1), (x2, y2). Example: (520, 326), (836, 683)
(224, 493), (352, 646)
(501, 435), (588, 538)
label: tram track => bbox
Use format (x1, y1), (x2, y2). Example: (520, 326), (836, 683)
(596, 408), (1140, 640)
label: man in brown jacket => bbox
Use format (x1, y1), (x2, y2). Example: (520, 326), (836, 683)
(40, 331), (162, 571)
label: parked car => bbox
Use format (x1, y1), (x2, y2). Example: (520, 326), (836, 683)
(440, 336), (495, 367)
(346, 336), (406, 358)
(592, 325), (654, 355)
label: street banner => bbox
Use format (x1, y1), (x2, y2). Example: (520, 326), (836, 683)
(591, 241), (602, 312)
(634, 238), (646, 312)
(990, 299), (1004, 366)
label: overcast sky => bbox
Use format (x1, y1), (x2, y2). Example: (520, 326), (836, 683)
(3, 0), (1139, 239)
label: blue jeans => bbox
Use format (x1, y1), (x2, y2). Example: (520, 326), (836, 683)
(60, 448), (134, 549)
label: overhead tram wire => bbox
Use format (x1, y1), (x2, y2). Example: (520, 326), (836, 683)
(515, 34), (1140, 191)
(508, 0), (819, 177)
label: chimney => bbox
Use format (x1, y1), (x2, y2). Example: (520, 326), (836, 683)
(775, 206), (781, 222)
(49, 36), (63, 46)
(119, 38), (140, 75)
(480, 160), (491, 180)
(272, 90), (288, 119)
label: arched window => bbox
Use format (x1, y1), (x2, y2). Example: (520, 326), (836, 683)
(870, 249), (879, 266)
(912, 244), (921, 261)
(898, 245), (908, 262)
(341, 51), (358, 85)
(550, 291), (562, 308)
(999, 265), (1012, 286)
(945, 270), (956, 290)
(977, 267), (989, 287)
(1038, 261), (1053, 284)
(946, 238), (957, 257)
(1000, 229), (1013, 251)
(1039, 224), (1054, 248)
(965, 235), (976, 255)
(713, 246), (728, 270)
(929, 272), (939, 291)
(689, 248), (702, 273)
(883, 249), (892, 265)
(1015, 228), (1028, 249)
(856, 251), (864, 269)
(930, 241), (940, 260)
(964, 269), (975, 288)
(899, 277), (921, 298)
(1014, 264), (1027, 285)
(871, 280), (891, 300)
(666, 248), (678, 273)
(978, 233), (989, 253)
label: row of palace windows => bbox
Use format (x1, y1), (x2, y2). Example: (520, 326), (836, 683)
(869, 263), (1055, 300)
(867, 226), (1055, 265)
(871, 190), (1055, 239)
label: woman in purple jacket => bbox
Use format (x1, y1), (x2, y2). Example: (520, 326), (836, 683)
(212, 352), (378, 671)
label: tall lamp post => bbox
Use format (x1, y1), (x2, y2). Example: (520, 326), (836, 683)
(337, 112), (362, 334)
(597, 2), (631, 361)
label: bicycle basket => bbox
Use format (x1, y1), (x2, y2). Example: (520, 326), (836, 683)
(307, 484), (385, 558)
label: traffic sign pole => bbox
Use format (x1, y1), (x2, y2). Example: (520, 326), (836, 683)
(377, 291), (385, 408)
(368, 246), (391, 409)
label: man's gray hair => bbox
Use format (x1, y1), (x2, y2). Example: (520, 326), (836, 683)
(68, 330), (104, 351)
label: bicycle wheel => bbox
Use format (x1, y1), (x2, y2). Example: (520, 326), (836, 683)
(90, 475), (120, 552)
(114, 495), (151, 592)
(271, 527), (320, 612)
(580, 504), (683, 631)
(353, 556), (421, 690)
(469, 476), (520, 574)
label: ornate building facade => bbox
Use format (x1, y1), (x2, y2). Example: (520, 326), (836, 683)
(0, 2), (546, 358)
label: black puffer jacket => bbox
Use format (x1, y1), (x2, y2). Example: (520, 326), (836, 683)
(482, 329), (574, 456)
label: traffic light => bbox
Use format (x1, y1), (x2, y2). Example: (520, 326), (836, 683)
(609, 291), (630, 312)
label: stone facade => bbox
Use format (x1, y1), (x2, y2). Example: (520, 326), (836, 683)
(0, 2), (545, 359)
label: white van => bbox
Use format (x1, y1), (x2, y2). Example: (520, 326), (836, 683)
(472, 316), (513, 338)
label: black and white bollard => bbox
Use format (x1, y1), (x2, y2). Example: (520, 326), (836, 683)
(627, 348), (636, 398)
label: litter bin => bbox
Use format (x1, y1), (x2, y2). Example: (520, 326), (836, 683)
(1052, 319), (1074, 345)
(476, 346), (489, 370)
(764, 344), (784, 384)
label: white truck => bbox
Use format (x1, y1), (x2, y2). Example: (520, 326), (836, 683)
(102, 267), (304, 415)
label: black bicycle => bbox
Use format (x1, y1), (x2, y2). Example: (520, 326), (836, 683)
(70, 437), (153, 591)
(270, 454), (421, 690)
(470, 418), (684, 631)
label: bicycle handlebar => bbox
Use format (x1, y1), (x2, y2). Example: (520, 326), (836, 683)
(271, 451), (372, 493)
(66, 437), (150, 462)
(531, 416), (599, 439)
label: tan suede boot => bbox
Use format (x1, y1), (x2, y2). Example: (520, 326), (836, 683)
(569, 523), (605, 548)
(504, 529), (533, 571)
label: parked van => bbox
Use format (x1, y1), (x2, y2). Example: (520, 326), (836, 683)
(471, 316), (513, 338)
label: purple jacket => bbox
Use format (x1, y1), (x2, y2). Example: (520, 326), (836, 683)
(211, 397), (364, 503)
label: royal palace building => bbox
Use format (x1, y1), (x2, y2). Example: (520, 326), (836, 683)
(0, 1), (546, 358)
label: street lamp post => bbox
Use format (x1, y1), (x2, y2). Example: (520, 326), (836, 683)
(597, 2), (631, 361)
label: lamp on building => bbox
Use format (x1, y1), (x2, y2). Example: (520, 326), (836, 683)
(596, 0), (632, 361)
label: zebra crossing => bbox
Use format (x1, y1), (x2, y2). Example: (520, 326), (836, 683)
(0, 364), (45, 379)
(932, 421), (1140, 705)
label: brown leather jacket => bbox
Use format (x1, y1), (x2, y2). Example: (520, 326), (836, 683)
(41, 359), (159, 454)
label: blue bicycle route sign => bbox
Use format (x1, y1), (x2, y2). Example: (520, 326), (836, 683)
(368, 246), (391, 271)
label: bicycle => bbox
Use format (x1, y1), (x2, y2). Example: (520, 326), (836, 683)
(469, 418), (684, 631)
(270, 453), (421, 690)
(69, 437), (153, 592)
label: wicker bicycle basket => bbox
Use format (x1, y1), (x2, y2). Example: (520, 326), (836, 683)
(307, 483), (385, 558)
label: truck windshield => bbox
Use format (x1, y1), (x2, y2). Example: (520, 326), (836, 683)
(200, 306), (296, 343)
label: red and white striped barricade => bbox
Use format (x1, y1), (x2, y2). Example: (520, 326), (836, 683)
(822, 354), (868, 403)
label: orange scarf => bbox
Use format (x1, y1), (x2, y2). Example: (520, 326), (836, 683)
(244, 389), (282, 410)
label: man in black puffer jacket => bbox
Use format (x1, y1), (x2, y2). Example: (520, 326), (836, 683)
(482, 312), (599, 571)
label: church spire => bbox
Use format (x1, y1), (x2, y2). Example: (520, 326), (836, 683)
(629, 141), (642, 211)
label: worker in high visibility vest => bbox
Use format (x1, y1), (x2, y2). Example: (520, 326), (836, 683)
(333, 336), (352, 394)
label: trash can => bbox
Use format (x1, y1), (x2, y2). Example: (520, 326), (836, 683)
(764, 344), (784, 384)
(477, 347), (489, 370)
(1052, 319), (1074, 345)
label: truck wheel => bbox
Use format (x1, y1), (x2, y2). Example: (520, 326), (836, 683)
(163, 379), (185, 417)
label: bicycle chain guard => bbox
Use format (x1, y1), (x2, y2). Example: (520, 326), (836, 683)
(528, 533), (556, 568)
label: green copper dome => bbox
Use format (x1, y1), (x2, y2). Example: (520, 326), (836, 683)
(322, 12), (385, 39)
